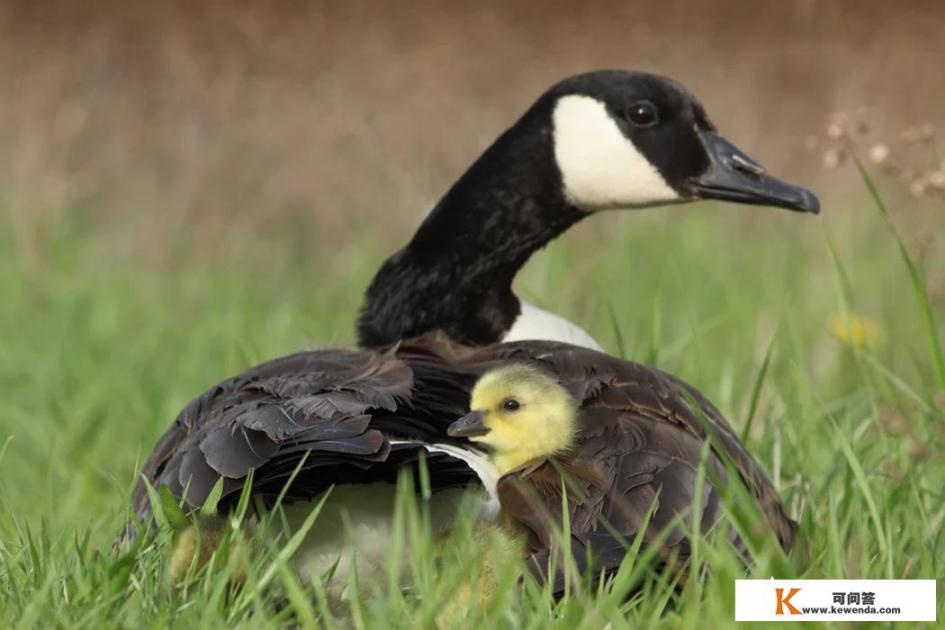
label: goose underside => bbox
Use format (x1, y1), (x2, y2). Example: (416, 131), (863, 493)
(270, 446), (493, 591)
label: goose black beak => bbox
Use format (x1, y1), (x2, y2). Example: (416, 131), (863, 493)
(447, 411), (490, 438)
(688, 130), (820, 214)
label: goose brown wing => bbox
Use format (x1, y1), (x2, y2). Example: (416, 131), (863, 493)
(129, 345), (477, 528)
(497, 409), (740, 589)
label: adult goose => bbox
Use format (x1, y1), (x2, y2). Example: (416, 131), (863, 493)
(129, 70), (816, 587)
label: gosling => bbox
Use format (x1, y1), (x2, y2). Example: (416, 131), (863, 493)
(448, 363), (578, 475)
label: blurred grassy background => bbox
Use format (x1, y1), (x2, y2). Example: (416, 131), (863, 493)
(1, 2), (944, 626)
(2, 0), (944, 246)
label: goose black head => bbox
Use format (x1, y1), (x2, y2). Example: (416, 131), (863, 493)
(545, 70), (819, 213)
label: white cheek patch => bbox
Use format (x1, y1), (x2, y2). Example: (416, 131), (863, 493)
(553, 94), (680, 211)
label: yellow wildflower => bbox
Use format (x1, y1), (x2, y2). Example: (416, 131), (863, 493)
(829, 312), (879, 348)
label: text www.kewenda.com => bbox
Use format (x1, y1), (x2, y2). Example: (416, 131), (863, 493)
(800, 606), (903, 614)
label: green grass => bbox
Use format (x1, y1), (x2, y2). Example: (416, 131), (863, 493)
(1, 176), (944, 628)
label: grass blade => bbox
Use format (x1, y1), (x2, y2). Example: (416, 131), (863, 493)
(741, 325), (778, 442)
(855, 158), (945, 392)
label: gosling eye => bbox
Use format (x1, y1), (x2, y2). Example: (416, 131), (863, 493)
(625, 100), (659, 128)
(501, 398), (521, 412)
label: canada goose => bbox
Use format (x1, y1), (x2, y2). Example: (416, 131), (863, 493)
(131, 70), (813, 589)
(134, 335), (795, 591)
(357, 70), (818, 350)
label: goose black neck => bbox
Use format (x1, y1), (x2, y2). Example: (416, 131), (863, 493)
(357, 105), (584, 347)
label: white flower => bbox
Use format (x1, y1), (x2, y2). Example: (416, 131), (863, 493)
(867, 143), (889, 164)
(826, 124), (845, 140)
(823, 149), (842, 170)
(928, 170), (945, 190)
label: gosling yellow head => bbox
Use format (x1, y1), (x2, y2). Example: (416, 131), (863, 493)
(447, 364), (578, 475)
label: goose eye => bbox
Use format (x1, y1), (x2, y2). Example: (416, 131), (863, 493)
(626, 101), (658, 128)
(502, 398), (520, 412)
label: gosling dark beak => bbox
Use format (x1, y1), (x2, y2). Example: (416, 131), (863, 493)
(688, 130), (820, 214)
(447, 411), (490, 438)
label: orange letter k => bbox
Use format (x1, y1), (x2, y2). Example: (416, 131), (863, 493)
(775, 587), (802, 615)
